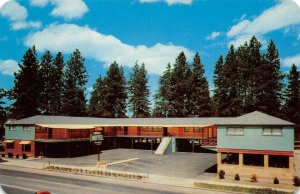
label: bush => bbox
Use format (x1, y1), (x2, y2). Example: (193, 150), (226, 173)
(8, 153), (13, 158)
(218, 170), (225, 179)
(273, 177), (279, 184)
(16, 154), (19, 159)
(22, 154), (27, 159)
(250, 174), (257, 182)
(1, 154), (5, 157)
(294, 176), (300, 186)
(234, 174), (240, 181)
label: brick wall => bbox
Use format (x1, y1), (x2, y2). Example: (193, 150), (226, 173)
(217, 152), (294, 181)
(4, 140), (35, 157)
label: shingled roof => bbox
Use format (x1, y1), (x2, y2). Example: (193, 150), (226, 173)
(6, 111), (294, 127)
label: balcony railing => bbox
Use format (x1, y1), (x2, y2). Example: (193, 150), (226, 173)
(35, 132), (90, 140)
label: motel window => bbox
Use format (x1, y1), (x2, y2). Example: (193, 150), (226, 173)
(227, 127), (244, 135)
(153, 127), (157, 132)
(147, 127), (152, 132)
(221, 153), (239, 165)
(263, 128), (282, 136)
(6, 143), (14, 149)
(157, 127), (163, 132)
(269, 155), (289, 168)
(9, 126), (16, 131)
(193, 127), (203, 132)
(23, 126), (30, 131)
(184, 127), (190, 132)
(142, 127), (147, 132)
(22, 144), (31, 152)
(243, 154), (264, 167)
(36, 127), (47, 133)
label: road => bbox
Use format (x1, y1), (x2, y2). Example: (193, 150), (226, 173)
(0, 166), (227, 194)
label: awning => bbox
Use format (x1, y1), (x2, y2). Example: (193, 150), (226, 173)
(3, 140), (14, 143)
(19, 141), (31, 145)
(36, 124), (96, 129)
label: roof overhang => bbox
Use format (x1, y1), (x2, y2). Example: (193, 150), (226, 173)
(3, 140), (14, 143)
(19, 141), (31, 145)
(36, 124), (96, 129)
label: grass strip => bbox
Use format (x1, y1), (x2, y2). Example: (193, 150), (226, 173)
(194, 182), (292, 194)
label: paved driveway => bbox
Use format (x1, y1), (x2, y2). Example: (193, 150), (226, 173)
(34, 149), (217, 178)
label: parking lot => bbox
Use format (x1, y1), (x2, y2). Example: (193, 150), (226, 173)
(34, 149), (217, 178)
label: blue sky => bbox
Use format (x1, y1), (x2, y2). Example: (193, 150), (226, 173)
(0, 0), (300, 104)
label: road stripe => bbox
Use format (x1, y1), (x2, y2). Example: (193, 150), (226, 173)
(0, 175), (115, 193)
(0, 183), (37, 192)
(107, 158), (139, 166)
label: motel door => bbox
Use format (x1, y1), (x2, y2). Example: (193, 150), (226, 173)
(48, 128), (53, 138)
(163, 127), (168, 136)
(124, 127), (128, 135)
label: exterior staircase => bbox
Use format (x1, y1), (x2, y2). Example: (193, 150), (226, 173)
(155, 137), (173, 155)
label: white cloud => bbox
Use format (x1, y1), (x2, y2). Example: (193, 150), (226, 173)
(227, 20), (251, 37)
(140, 0), (193, 5)
(11, 21), (42, 30)
(227, 0), (300, 47)
(282, 54), (300, 67)
(0, 0), (41, 30)
(228, 34), (266, 48)
(25, 23), (193, 75)
(0, 59), (19, 76)
(206, 31), (220, 40)
(30, 0), (49, 7)
(0, 0), (27, 21)
(30, 0), (88, 20)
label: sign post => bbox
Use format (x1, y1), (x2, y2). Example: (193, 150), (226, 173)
(95, 141), (102, 162)
(90, 128), (104, 164)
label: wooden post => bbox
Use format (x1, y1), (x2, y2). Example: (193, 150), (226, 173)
(97, 144), (100, 162)
(264, 155), (268, 168)
(239, 153), (243, 166)
(68, 143), (71, 158)
(131, 139), (134, 149)
(151, 139), (153, 153)
(192, 141), (194, 153)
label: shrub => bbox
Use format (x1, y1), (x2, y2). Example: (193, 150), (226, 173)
(22, 154), (27, 159)
(8, 153), (13, 158)
(273, 177), (279, 184)
(218, 170), (225, 179)
(294, 176), (300, 186)
(1, 154), (5, 157)
(16, 154), (19, 159)
(234, 174), (240, 181)
(250, 174), (257, 182)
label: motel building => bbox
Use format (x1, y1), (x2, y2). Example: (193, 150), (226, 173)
(2, 111), (295, 181)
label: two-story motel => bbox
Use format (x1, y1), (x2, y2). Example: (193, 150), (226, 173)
(3, 111), (295, 180)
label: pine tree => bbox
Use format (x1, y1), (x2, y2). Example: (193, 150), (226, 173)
(245, 36), (262, 112)
(39, 50), (53, 114)
(283, 64), (300, 124)
(89, 75), (105, 117)
(235, 41), (251, 114)
(102, 62), (127, 118)
(128, 62), (150, 118)
(0, 88), (7, 123)
(190, 53), (211, 116)
(62, 49), (88, 116)
(222, 45), (242, 116)
(213, 55), (227, 116)
(256, 40), (283, 116)
(152, 63), (173, 117)
(12, 46), (42, 119)
(170, 52), (191, 117)
(50, 52), (65, 115)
